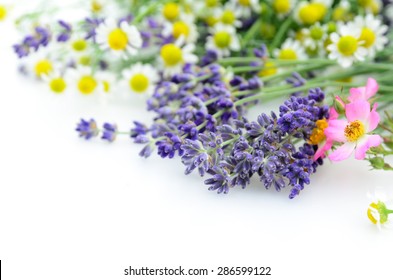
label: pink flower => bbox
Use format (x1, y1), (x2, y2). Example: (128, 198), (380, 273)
(313, 108), (338, 160)
(348, 77), (378, 102)
(325, 100), (382, 161)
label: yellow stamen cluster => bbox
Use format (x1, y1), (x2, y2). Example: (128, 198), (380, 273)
(72, 39), (88, 52)
(78, 76), (97, 95)
(367, 201), (389, 225)
(309, 119), (328, 145)
(278, 48), (297, 60)
(35, 60), (53, 77)
(0, 5), (7, 21)
(221, 10), (235, 25)
(239, 0), (251, 6)
(337, 35), (358, 56)
(163, 3), (180, 21)
(91, 0), (103, 13)
(49, 78), (67, 94)
(344, 120), (365, 142)
(359, 28), (376, 48)
(160, 44), (183, 66)
(205, 0), (219, 7)
(272, 0), (291, 14)
(258, 61), (277, 77)
(214, 31), (231, 48)
(108, 28), (128, 51)
(173, 21), (190, 39)
(298, 3), (327, 25)
(129, 74), (149, 93)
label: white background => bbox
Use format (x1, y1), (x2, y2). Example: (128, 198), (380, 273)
(0, 1), (392, 279)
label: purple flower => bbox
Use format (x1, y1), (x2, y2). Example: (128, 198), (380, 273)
(101, 123), (118, 142)
(76, 119), (99, 140)
(57, 20), (72, 42)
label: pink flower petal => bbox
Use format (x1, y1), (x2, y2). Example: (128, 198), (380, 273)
(345, 100), (370, 123)
(348, 87), (365, 102)
(328, 142), (356, 161)
(367, 103), (380, 132)
(365, 77), (378, 99)
(354, 135), (383, 160)
(325, 119), (348, 142)
(329, 107), (339, 120)
(314, 139), (333, 160)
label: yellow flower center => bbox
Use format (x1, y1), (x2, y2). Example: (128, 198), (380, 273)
(310, 26), (324, 40)
(129, 74), (149, 93)
(298, 3), (326, 25)
(337, 35), (358, 56)
(160, 44), (183, 66)
(309, 119), (328, 145)
(49, 78), (67, 93)
(332, 7), (348, 21)
(103, 81), (110, 93)
(79, 56), (91, 66)
(72, 39), (88, 52)
(91, 0), (103, 13)
(214, 31), (231, 48)
(359, 27), (376, 48)
(239, 0), (250, 6)
(35, 59), (53, 76)
(206, 16), (219, 26)
(278, 48), (297, 60)
(108, 28), (128, 51)
(205, 0), (219, 7)
(162, 3), (180, 21)
(258, 61), (277, 77)
(344, 120), (365, 142)
(358, 0), (373, 7)
(173, 21), (190, 39)
(273, 0), (291, 14)
(0, 5), (7, 21)
(78, 76), (97, 95)
(260, 23), (276, 39)
(221, 10), (235, 25)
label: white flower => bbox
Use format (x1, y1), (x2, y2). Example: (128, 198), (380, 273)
(42, 71), (68, 94)
(68, 66), (100, 95)
(22, 48), (58, 79)
(367, 188), (393, 230)
(162, 14), (198, 43)
(229, 0), (260, 17)
(351, 13), (388, 58)
(302, 22), (327, 53)
(216, 2), (242, 27)
(274, 38), (307, 60)
(271, 0), (297, 17)
(158, 37), (198, 78)
(96, 19), (142, 57)
(122, 63), (159, 96)
(206, 23), (240, 58)
(327, 22), (368, 68)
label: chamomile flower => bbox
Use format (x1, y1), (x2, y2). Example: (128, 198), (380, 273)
(122, 63), (159, 96)
(295, 0), (332, 25)
(271, 0), (296, 18)
(96, 19), (142, 57)
(358, 0), (382, 15)
(162, 14), (198, 43)
(24, 49), (56, 79)
(274, 38), (307, 60)
(159, 37), (198, 77)
(351, 14), (388, 57)
(302, 23), (327, 53)
(217, 3), (242, 27)
(206, 23), (240, 58)
(42, 71), (68, 94)
(367, 188), (393, 230)
(332, 0), (352, 22)
(70, 66), (100, 95)
(230, 0), (261, 17)
(68, 34), (90, 59)
(327, 23), (367, 68)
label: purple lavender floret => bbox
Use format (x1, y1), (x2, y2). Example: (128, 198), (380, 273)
(84, 17), (104, 40)
(57, 20), (72, 42)
(13, 27), (52, 58)
(76, 119), (99, 140)
(101, 123), (118, 142)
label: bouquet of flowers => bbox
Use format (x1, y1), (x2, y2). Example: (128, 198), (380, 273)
(13, 0), (393, 228)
